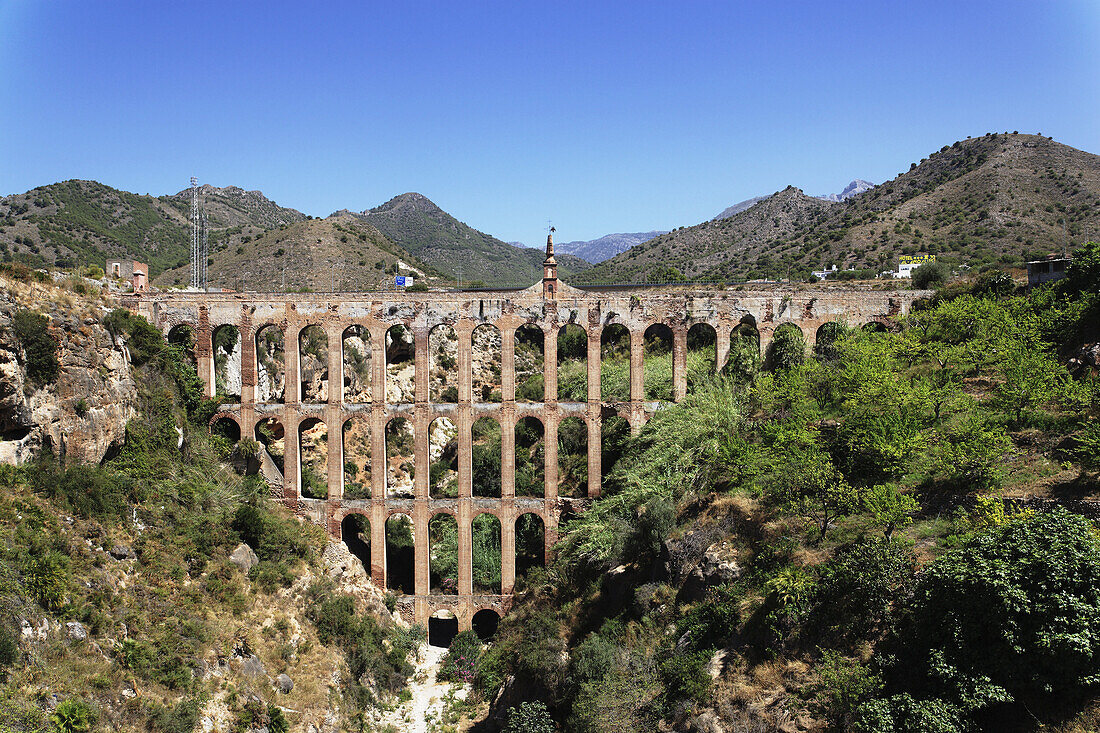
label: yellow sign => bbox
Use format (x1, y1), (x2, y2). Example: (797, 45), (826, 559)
(899, 254), (936, 265)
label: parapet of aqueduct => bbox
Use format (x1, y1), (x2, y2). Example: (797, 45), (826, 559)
(123, 270), (924, 630)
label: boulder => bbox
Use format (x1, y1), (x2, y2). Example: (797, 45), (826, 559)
(274, 673), (294, 694)
(65, 621), (87, 641)
(109, 545), (135, 560)
(230, 543), (259, 574)
(241, 654), (266, 678)
(680, 541), (741, 601)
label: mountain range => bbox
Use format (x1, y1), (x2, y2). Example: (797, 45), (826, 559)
(2, 133), (1098, 289)
(580, 133), (1100, 282)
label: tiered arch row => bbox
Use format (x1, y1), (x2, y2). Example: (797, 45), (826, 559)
(126, 284), (920, 627)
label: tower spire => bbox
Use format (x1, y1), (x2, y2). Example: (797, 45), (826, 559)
(542, 225), (558, 299)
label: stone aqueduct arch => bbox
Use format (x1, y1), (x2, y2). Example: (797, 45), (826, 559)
(122, 282), (921, 629)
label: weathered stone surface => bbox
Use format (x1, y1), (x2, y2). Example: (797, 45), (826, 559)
(229, 543), (259, 574)
(65, 621), (87, 641)
(0, 288), (137, 466)
(240, 654), (266, 678)
(109, 545), (136, 560)
(274, 673), (294, 694)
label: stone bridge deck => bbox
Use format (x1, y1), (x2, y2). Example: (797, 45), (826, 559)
(122, 281), (925, 628)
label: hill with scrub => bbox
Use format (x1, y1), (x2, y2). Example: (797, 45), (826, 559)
(354, 193), (592, 285)
(583, 133), (1100, 283)
(153, 214), (439, 292)
(0, 181), (306, 277)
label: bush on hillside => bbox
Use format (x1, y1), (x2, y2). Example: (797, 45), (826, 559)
(864, 509), (1100, 726)
(911, 261), (950, 289)
(12, 309), (59, 386)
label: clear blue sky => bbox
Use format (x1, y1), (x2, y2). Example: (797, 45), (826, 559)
(2, 1), (1098, 247)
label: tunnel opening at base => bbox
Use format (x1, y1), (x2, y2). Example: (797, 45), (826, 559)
(341, 514), (371, 576)
(472, 609), (500, 642)
(210, 416), (241, 443)
(428, 610), (459, 648)
(385, 513), (415, 595)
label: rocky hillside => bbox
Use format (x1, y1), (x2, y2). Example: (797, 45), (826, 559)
(585, 186), (837, 282)
(586, 133), (1100, 282)
(0, 271), (422, 733)
(0, 275), (137, 465)
(154, 214), (436, 292)
(354, 193), (591, 284)
(0, 180), (305, 277)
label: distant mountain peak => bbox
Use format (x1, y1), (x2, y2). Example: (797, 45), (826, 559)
(368, 192), (442, 216)
(816, 179), (874, 202)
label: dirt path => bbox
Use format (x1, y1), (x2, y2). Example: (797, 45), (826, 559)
(374, 643), (469, 732)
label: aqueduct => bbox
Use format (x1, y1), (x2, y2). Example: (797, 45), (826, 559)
(122, 250), (925, 631)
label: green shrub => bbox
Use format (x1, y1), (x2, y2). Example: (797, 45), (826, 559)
(505, 701), (555, 733)
(659, 649), (712, 703)
(49, 699), (96, 733)
(852, 693), (965, 733)
(439, 630), (481, 683)
(911, 261), (950, 289)
(881, 509), (1100, 719)
(816, 650), (883, 727)
(23, 552), (68, 612)
(148, 697), (201, 733)
(12, 309), (59, 386)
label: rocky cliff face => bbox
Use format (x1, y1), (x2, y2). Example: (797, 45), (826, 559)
(0, 280), (137, 465)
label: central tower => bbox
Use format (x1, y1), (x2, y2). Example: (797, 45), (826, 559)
(542, 226), (558, 299)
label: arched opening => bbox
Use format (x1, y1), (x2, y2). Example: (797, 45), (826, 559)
(385, 325), (415, 404)
(298, 417), (328, 499)
(254, 417), (285, 476)
(472, 416), (502, 498)
(726, 318), (761, 382)
(514, 324), (544, 402)
(428, 513), (459, 595)
(643, 323), (674, 401)
(472, 324), (503, 403)
(814, 321), (851, 361)
(556, 324), (587, 402)
(385, 513), (414, 595)
(766, 323), (806, 371)
(863, 321), (889, 335)
(298, 325), (328, 403)
(601, 413), (631, 478)
(341, 514), (371, 576)
(428, 610), (459, 648)
(515, 513), (545, 582)
(429, 324), (459, 402)
(342, 416), (371, 500)
(472, 513), (502, 594)
(686, 323), (717, 392)
(342, 325), (372, 403)
(472, 609), (500, 642)
(514, 416), (544, 497)
(557, 416), (588, 498)
(167, 324), (196, 364)
(385, 417), (414, 498)
(600, 324), (630, 402)
(212, 325), (242, 402)
(211, 416), (241, 443)
(255, 326), (285, 403)
(429, 417), (458, 498)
